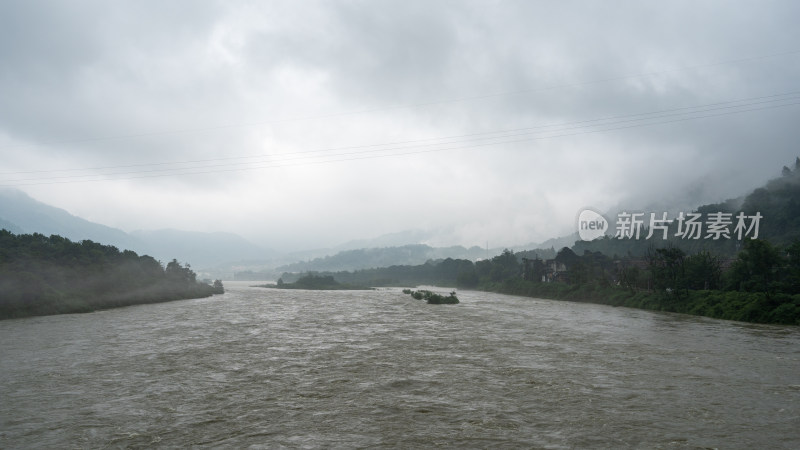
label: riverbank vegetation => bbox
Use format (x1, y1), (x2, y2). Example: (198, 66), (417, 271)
(275, 257), (478, 288)
(270, 239), (800, 325)
(0, 230), (224, 319)
(484, 269), (800, 325)
(481, 237), (800, 325)
(274, 241), (799, 324)
(488, 237), (800, 325)
(270, 161), (800, 325)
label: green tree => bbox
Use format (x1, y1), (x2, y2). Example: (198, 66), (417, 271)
(725, 239), (782, 293)
(489, 249), (520, 282)
(683, 251), (722, 290)
(165, 259), (196, 284)
(556, 247), (586, 284)
(456, 268), (479, 288)
(646, 246), (686, 294)
(783, 240), (800, 294)
(212, 280), (224, 294)
(475, 259), (493, 282)
(616, 263), (643, 291)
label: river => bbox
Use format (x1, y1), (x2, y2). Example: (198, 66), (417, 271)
(1, 283), (798, 448)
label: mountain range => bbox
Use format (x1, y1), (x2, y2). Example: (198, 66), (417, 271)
(0, 188), (586, 278)
(0, 188), (272, 270)
(0, 189), (516, 276)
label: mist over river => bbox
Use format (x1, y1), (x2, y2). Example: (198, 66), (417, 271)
(1, 282), (799, 448)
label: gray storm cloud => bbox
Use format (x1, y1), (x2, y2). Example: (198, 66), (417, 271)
(1, 0), (799, 251)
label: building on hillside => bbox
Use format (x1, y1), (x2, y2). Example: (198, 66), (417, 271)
(543, 259), (567, 282)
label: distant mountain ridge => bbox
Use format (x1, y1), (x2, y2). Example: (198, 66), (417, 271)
(333, 229), (440, 251)
(275, 244), (489, 273)
(0, 189), (505, 276)
(0, 188), (142, 250)
(0, 217), (23, 234)
(130, 229), (272, 269)
(0, 188), (271, 269)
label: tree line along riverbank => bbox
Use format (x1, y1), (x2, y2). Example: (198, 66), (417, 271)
(275, 162), (800, 325)
(0, 230), (223, 319)
(277, 242), (800, 325)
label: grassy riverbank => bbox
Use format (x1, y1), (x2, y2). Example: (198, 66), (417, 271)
(0, 282), (221, 320)
(484, 279), (800, 325)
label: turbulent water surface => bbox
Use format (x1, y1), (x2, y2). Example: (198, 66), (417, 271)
(1, 283), (799, 448)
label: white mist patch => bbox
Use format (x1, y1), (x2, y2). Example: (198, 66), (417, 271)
(577, 209), (608, 241)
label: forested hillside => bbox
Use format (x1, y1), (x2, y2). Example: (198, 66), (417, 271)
(0, 230), (223, 319)
(574, 157), (800, 257)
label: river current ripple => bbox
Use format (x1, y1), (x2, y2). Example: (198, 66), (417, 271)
(1, 283), (799, 448)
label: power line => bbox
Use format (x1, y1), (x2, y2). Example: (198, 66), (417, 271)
(2, 92), (797, 186)
(3, 90), (798, 179)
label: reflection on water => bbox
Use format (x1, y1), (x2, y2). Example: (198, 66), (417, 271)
(1, 282), (798, 448)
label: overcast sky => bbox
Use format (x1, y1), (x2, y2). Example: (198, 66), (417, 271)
(1, 0), (799, 252)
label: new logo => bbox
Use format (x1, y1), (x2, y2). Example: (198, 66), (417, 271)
(577, 209), (608, 241)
